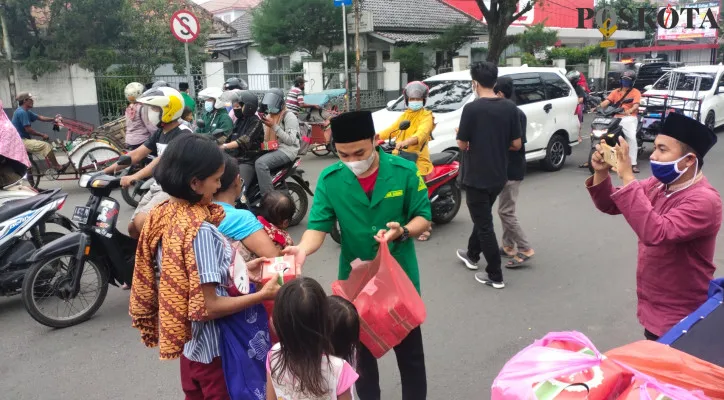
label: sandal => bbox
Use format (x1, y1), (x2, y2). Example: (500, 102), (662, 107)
(499, 246), (515, 258)
(632, 166), (640, 173)
(578, 162), (590, 169)
(505, 253), (534, 269)
(417, 229), (431, 242)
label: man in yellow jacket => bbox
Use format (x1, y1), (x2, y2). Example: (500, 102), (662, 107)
(378, 81), (434, 240)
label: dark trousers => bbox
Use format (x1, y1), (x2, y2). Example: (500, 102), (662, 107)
(644, 329), (660, 341)
(180, 355), (230, 400)
(466, 185), (505, 282)
(356, 327), (427, 400)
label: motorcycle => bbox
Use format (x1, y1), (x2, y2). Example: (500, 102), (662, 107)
(22, 156), (136, 328)
(0, 188), (73, 297)
(330, 120), (462, 244)
(120, 155), (155, 208)
(237, 157), (314, 227)
(586, 98), (643, 174)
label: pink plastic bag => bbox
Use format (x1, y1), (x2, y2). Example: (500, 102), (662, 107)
(491, 331), (632, 400)
(617, 376), (710, 400)
(331, 242), (426, 358)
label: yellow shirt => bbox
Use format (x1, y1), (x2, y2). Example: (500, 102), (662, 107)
(378, 109), (434, 176)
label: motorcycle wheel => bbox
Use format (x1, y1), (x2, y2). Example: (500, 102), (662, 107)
(311, 144), (331, 157)
(122, 183), (146, 208)
(431, 183), (462, 224)
(331, 220), (341, 244)
(22, 253), (108, 328)
(286, 182), (309, 227)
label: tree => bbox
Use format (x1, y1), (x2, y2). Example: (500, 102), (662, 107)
(474, 0), (538, 64)
(393, 45), (429, 81)
(118, 0), (212, 77)
(517, 23), (557, 55)
(251, 0), (343, 59)
(427, 22), (478, 56)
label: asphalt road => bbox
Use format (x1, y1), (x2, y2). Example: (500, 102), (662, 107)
(2, 118), (724, 400)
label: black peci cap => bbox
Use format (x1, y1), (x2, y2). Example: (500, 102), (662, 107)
(661, 112), (717, 159)
(330, 111), (376, 143)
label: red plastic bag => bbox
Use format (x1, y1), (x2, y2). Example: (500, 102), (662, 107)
(606, 341), (724, 400)
(331, 242), (426, 358)
(617, 377), (710, 400)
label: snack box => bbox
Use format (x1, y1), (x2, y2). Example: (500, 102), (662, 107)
(261, 256), (298, 286)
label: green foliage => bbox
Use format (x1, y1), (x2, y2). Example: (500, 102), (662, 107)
(291, 61), (304, 73)
(547, 46), (605, 65)
(427, 22), (477, 55)
(393, 45), (429, 81)
(0, 0), (211, 77)
(517, 23), (558, 54)
(251, 0), (342, 59)
(517, 52), (544, 66)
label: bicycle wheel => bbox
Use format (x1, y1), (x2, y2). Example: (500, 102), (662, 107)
(78, 147), (121, 173)
(27, 158), (42, 189)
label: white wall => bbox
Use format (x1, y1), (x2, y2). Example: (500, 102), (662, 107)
(247, 46), (270, 90)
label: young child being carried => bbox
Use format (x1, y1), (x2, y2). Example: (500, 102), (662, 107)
(257, 190), (295, 250)
(266, 278), (359, 400)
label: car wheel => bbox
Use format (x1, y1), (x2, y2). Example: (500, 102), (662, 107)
(705, 111), (715, 131)
(540, 134), (567, 172)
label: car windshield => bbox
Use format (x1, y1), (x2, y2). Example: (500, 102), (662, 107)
(388, 80), (473, 113)
(652, 72), (716, 91)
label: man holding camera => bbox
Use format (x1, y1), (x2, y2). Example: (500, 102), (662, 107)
(586, 113), (721, 340)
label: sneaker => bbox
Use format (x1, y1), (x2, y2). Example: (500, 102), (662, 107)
(474, 273), (505, 289)
(456, 249), (479, 270)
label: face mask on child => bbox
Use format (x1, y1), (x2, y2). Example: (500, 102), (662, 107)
(408, 101), (424, 111)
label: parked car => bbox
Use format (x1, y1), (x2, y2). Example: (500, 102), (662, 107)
(607, 61), (683, 91)
(372, 67), (580, 171)
(640, 65), (724, 131)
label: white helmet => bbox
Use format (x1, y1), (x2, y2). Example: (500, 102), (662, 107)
(198, 87), (226, 109)
(124, 82), (145, 101)
(137, 87), (185, 123)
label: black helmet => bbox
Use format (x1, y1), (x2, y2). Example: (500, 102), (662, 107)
(239, 91), (259, 116)
(260, 88), (286, 114)
(566, 70), (581, 85)
(621, 70), (637, 82)
(225, 77), (248, 91)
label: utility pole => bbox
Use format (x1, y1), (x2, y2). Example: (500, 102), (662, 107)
(354, 0), (361, 111)
(342, 3), (350, 112)
(0, 7), (17, 107)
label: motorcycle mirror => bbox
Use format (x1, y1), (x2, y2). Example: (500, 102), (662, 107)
(117, 155), (132, 167)
(399, 120), (411, 130)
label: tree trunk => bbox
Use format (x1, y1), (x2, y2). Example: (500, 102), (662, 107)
(486, 24), (507, 64)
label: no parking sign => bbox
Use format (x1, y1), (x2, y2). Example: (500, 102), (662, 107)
(170, 10), (200, 43)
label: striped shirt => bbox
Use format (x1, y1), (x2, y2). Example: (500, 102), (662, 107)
(285, 86), (304, 115)
(156, 222), (231, 364)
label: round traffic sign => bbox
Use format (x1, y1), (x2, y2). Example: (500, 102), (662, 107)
(170, 10), (200, 43)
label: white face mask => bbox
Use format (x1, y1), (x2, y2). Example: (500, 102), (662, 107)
(343, 151), (376, 176)
(471, 81), (480, 99)
(147, 109), (161, 126)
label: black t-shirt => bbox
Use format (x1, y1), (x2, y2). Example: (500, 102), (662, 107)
(574, 85), (586, 99)
(507, 109), (527, 181)
(143, 125), (190, 157)
(457, 97), (522, 189)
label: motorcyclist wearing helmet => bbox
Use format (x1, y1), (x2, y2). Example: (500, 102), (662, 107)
(377, 81), (434, 241)
(224, 77), (248, 91)
(377, 81), (434, 176)
(254, 88), (300, 195)
(599, 70), (642, 173)
(125, 82), (158, 150)
(103, 87), (191, 238)
(196, 87), (234, 139)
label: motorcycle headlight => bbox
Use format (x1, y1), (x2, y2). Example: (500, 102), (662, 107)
(592, 129), (608, 138)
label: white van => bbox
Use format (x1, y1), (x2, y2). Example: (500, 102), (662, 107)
(372, 67), (581, 171)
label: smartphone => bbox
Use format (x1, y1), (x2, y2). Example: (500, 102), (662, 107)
(600, 143), (618, 169)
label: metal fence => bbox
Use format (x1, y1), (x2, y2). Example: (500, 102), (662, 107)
(95, 74), (207, 124)
(224, 70), (299, 91)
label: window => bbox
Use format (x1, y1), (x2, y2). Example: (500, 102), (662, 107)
(268, 56), (291, 72)
(387, 80), (473, 113)
(511, 74), (545, 105)
(541, 72), (570, 99)
(653, 72), (715, 91)
(366, 51), (378, 69)
(382, 51), (391, 61)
